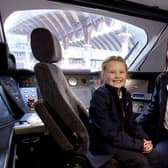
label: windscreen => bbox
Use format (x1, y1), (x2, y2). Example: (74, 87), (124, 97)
(4, 9), (147, 71)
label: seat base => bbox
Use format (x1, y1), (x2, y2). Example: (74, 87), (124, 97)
(100, 159), (120, 168)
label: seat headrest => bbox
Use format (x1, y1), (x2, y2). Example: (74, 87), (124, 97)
(8, 54), (16, 69)
(0, 42), (9, 71)
(31, 28), (62, 63)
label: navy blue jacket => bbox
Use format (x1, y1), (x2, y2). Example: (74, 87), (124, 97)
(88, 84), (148, 157)
(136, 72), (168, 143)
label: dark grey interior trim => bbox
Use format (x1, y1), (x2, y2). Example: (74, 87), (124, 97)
(48, 0), (168, 23)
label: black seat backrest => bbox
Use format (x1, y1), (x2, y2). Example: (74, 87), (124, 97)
(31, 28), (89, 154)
(0, 42), (9, 72)
(0, 42), (16, 72)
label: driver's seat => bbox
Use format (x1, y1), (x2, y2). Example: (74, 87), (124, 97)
(31, 27), (90, 167)
(30, 28), (120, 168)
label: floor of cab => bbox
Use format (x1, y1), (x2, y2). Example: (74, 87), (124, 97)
(14, 133), (90, 168)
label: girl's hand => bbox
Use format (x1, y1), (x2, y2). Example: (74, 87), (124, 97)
(143, 139), (153, 153)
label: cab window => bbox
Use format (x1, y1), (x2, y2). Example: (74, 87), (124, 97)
(4, 9), (147, 71)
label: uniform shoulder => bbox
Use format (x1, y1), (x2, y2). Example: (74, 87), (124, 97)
(157, 72), (167, 80)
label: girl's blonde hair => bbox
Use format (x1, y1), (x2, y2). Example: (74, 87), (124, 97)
(102, 56), (128, 72)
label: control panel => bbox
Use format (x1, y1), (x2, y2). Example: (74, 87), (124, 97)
(125, 76), (154, 114)
(131, 92), (152, 101)
(65, 73), (99, 109)
(20, 87), (39, 112)
(0, 76), (39, 118)
(131, 92), (152, 114)
(132, 101), (149, 114)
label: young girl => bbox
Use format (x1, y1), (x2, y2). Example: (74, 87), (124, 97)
(88, 56), (160, 168)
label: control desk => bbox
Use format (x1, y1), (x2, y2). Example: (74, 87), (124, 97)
(126, 72), (159, 114)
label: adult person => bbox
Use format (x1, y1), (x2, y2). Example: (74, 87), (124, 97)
(136, 40), (168, 168)
(88, 56), (160, 168)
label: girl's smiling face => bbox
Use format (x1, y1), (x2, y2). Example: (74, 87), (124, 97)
(102, 60), (127, 89)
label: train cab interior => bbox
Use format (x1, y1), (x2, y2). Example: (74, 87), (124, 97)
(0, 0), (168, 168)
